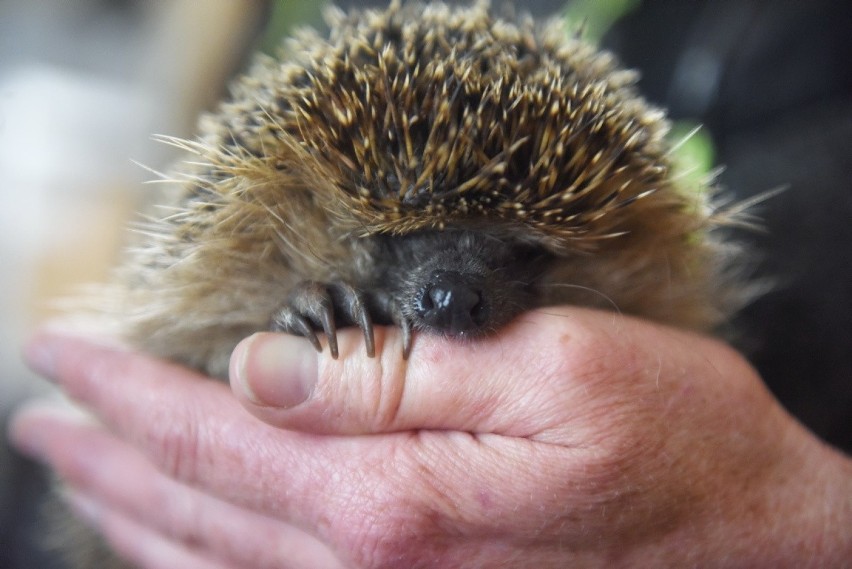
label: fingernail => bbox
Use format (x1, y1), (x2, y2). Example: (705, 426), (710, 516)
(231, 333), (317, 408)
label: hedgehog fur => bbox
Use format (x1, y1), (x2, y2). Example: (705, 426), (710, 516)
(110, 0), (749, 379)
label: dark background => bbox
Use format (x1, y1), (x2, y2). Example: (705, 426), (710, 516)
(604, 0), (852, 452)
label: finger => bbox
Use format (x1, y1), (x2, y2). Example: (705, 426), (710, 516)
(10, 398), (561, 569)
(17, 333), (390, 546)
(230, 306), (747, 437)
(65, 491), (234, 569)
(10, 402), (346, 569)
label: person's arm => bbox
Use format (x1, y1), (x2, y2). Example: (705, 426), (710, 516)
(11, 308), (852, 568)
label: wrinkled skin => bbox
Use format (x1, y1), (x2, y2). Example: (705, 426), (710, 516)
(11, 309), (852, 568)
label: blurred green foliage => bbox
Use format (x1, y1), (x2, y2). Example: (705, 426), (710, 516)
(668, 122), (717, 194)
(261, 0), (644, 52)
(260, 0), (325, 54)
(563, 0), (640, 44)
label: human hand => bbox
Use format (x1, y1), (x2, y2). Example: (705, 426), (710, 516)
(10, 308), (852, 568)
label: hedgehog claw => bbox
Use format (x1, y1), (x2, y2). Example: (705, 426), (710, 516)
(400, 319), (412, 360)
(271, 281), (338, 358)
(320, 306), (338, 359)
(369, 291), (412, 359)
(391, 301), (412, 359)
(329, 283), (375, 358)
(270, 309), (323, 353)
(273, 280), (389, 358)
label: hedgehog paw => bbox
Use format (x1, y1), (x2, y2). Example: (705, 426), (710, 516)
(271, 282), (415, 359)
(271, 281), (375, 359)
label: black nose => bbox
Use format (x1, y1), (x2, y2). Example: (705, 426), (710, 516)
(414, 270), (487, 334)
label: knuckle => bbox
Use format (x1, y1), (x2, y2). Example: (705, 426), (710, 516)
(144, 404), (202, 483)
(336, 486), (435, 568)
(328, 445), (454, 568)
(318, 332), (408, 432)
(156, 485), (204, 545)
(548, 315), (649, 406)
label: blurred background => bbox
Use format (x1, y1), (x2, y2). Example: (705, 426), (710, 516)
(1, 0), (850, 566)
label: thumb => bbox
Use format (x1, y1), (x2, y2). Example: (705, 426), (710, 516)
(229, 307), (697, 437)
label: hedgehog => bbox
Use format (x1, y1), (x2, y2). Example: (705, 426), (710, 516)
(105, 0), (750, 381)
(49, 2), (766, 567)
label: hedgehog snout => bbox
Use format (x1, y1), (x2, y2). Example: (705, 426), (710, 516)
(414, 270), (488, 335)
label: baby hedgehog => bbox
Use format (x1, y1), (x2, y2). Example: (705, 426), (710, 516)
(113, 0), (747, 379)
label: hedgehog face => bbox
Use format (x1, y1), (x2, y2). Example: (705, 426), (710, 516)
(372, 229), (551, 337)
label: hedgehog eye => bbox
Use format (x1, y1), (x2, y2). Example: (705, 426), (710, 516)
(401, 186), (432, 207)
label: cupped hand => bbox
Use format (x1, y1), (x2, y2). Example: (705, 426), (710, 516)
(10, 308), (852, 568)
